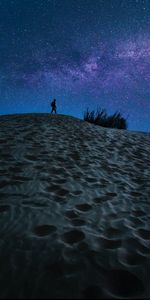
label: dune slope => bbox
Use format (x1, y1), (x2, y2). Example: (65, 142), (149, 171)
(0, 113), (150, 298)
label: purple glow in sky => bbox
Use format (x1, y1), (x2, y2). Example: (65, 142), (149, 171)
(0, 0), (150, 132)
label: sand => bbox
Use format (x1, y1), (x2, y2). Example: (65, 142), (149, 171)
(0, 113), (150, 298)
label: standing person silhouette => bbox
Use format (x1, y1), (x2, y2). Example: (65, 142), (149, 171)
(51, 99), (57, 114)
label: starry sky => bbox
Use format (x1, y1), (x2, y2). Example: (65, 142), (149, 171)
(0, 0), (150, 132)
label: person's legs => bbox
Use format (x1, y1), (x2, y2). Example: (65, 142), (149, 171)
(51, 107), (56, 114)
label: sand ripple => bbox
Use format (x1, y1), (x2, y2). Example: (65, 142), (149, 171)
(0, 114), (150, 298)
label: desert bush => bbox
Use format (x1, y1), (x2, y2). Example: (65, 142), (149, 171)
(83, 107), (128, 129)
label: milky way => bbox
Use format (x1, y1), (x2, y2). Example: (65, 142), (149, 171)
(0, 0), (150, 132)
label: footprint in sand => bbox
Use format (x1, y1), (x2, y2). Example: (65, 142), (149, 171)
(138, 228), (150, 240)
(40, 151), (49, 155)
(33, 224), (57, 237)
(105, 227), (122, 238)
(0, 205), (10, 213)
(129, 216), (145, 227)
(47, 184), (70, 197)
(100, 178), (108, 184)
(132, 210), (145, 217)
(22, 201), (47, 208)
(65, 210), (79, 219)
(71, 219), (86, 226)
(75, 203), (92, 212)
(62, 229), (85, 244)
(1, 154), (13, 160)
(72, 190), (83, 195)
(86, 177), (96, 183)
(11, 175), (31, 182)
(118, 248), (146, 266)
(99, 237), (122, 249)
(82, 285), (104, 299)
(93, 196), (109, 204)
(55, 179), (67, 184)
(56, 188), (70, 197)
(46, 184), (60, 192)
(105, 192), (117, 197)
(130, 192), (142, 197)
(0, 181), (9, 189)
(54, 196), (67, 204)
(106, 269), (144, 298)
(25, 154), (37, 161)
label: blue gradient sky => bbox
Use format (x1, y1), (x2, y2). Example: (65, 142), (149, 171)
(0, 0), (150, 132)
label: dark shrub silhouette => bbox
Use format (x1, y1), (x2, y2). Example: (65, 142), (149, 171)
(83, 107), (128, 129)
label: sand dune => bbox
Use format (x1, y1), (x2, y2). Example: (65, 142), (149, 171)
(0, 113), (150, 298)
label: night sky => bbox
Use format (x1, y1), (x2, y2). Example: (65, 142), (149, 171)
(0, 0), (149, 132)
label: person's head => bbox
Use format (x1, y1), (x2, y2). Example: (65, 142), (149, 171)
(54, 99), (56, 102)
